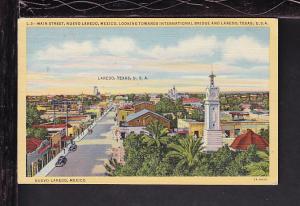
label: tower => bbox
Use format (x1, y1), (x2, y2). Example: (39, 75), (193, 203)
(93, 86), (99, 96)
(203, 72), (223, 152)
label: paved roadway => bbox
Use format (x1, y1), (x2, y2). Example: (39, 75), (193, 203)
(48, 110), (118, 176)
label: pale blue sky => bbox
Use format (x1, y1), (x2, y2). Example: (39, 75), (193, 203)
(26, 27), (270, 95)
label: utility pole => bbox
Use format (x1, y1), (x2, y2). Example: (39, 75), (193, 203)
(65, 101), (69, 138)
(52, 100), (56, 125)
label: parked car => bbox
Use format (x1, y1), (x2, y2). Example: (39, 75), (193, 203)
(68, 144), (77, 152)
(55, 156), (67, 167)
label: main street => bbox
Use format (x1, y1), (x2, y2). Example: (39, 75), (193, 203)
(48, 110), (118, 176)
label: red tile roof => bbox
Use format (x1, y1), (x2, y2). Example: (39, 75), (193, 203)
(230, 129), (269, 150)
(38, 144), (51, 154)
(183, 97), (201, 104)
(33, 123), (72, 129)
(177, 130), (189, 134)
(134, 102), (154, 106)
(58, 115), (87, 120)
(119, 105), (134, 110)
(26, 137), (43, 153)
(229, 111), (249, 115)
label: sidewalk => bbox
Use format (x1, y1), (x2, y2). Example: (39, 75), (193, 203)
(35, 106), (113, 177)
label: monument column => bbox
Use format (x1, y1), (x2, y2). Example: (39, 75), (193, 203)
(203, 72), (223, 152)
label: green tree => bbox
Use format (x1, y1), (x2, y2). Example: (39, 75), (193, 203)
(119, 133), (146, 175)
(187, 109), (204, 122)
(167, 135), (204, 175)
(245, 150), (269, 176)
(127, 93), (136, 102)
(53, 118), (64, 124)
(208, 145), (236, 176)
(140, 94), (150, 101)
(225, 151), (249, 176)
(26, 104), (42, 128)
(104, 158), (122, 176)
(259, 128), (269, 142)
(245, 161), (269, 176)
(136, 151), (160, 176)
(262, 98), (269, 110)
(26, 128), (48, 140)
(246, 144), (260, 162)
(164, 114), (177, 129)
(155, 97), (176, 114)
(142, 121), (170, 148)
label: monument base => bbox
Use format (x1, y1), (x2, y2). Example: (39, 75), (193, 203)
(203, 129), (223, 152)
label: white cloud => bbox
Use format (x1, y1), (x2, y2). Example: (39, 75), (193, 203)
(144, 35), (218, 59)
(33, 34), (269, 76)
(99, 37), (137, 55)
(222, 35), (269, 64)
(37, 41), (94, 60)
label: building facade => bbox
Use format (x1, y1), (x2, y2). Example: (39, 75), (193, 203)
(177, 118), (269, 146)
(118, 109), (171, 139)
(133, 102), (155, 113)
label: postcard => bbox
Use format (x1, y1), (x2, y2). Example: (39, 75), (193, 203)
(18, 18), (278, 184)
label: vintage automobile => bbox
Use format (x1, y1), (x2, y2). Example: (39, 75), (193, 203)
(55, 156), (67, 167)
(68, 144), (77, 152)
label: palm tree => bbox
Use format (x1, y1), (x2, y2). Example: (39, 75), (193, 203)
(167, 135), (204, 173)
(104, 158), (121, 176)
(245, 150), (269, 176)
(142, 120), (170, 148)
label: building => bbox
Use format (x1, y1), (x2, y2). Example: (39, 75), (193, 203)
(133, 102), (155, 113)
(203, 72), (223, 152)
(33, 123), (74, 137)
(177, 119), (204, 138)
(36, 104), (51, 112)
(58, 115), (90, 123)
(150, 97), (161, 105)
(182, 97), (202, 108)
(183, 105), (201, 115)
(249, 110), (269, 121)
(177, 118), (268, 146)
(221, 120), (269, 145)
(230, 129), (269, 150)
(93, 86), (100, 98)
(127, 109), (170, 128)
(50, 131), (64, 155)
(168, 85), (178, 100)
(26, 138), (51, 177)
(116, 105), (135, 123)
(228, 111), (250, 121)
(118, 109), (170, 138)
(240, 103), (251, 112)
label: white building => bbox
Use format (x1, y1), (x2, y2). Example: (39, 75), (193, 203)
(203, 72), (223, 152)
(168, 85), (178, 100)
(93, 86), (100, 98)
